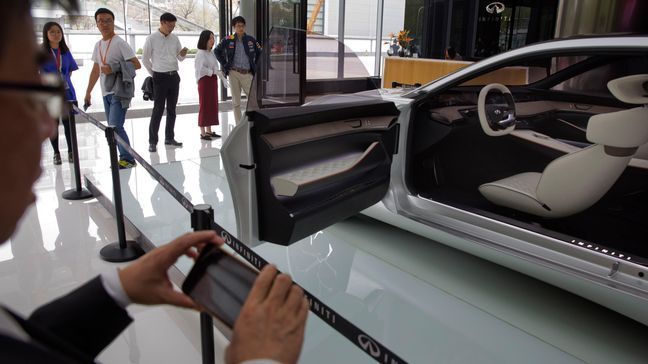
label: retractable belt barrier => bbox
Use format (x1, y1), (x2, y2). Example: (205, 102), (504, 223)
(75, 106), (408, 364)
(210, 219), (408, 364)
(81, 109), (107, 130)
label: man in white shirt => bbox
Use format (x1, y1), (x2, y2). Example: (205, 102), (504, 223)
(142, 12), (188, 153)
(84, 7), (142, 169)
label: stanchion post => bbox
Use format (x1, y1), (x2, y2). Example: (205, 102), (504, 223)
(192, 204), (215, 364)
(62, 102), (93, 200)
(99, 126), (144, 262)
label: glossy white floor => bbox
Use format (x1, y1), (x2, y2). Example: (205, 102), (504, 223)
(1, 110), (647, 363)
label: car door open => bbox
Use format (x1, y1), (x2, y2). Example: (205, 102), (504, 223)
(222, 100), (399, 245)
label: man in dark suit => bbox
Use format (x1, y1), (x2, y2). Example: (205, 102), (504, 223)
(0, 1), (308, 363)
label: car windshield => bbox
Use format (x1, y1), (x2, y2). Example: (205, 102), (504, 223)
(248, 27), (371, 111)
(405, 45), (648, 100)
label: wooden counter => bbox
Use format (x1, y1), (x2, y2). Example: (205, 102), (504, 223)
(383, 57), (528, 88)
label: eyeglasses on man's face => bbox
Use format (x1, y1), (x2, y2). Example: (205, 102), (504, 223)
(0, 74), (67, 119)
(96, 19), (114, 25)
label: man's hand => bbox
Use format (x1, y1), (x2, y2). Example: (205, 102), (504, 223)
(119, 231), (223, 309)
(83, 92), (91, 109)
(226, 265), (309, 364)
(100, 64), (112, 74)
(179, 47), (188, 57)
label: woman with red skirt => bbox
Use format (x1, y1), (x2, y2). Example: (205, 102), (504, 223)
(195, 30), (220, 140)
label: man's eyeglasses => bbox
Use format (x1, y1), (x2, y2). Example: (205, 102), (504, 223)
(96, 19), (114, 25)
(0, 74), (66, 119)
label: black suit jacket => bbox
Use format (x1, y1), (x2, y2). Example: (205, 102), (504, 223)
(1, 276), (133, 363)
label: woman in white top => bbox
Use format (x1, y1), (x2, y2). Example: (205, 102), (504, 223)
(195, 30), (220, 140)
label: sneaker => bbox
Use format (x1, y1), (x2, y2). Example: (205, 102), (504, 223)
(148, 144), (157, 153)
(164, 139), (183, 147)
(200, 134), (212, 140)
(118, 160), (136, 169)
(53, 153), (62, 165)
(207, 132), (221, 138)
(68, 151), (74, 163)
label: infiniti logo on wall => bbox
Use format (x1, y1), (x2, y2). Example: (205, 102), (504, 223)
(357, 334), (381, 358)
(486, 2), (505, 14)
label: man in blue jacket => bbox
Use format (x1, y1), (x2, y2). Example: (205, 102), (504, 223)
(215, 16), (262, 125)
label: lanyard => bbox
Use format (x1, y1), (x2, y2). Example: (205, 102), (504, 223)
(50, 48), (62, 73)
(99, 36), (114, 65)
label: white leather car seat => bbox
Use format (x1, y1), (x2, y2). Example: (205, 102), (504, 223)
(479, 74), (648, 218)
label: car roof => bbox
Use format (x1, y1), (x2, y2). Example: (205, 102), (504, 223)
(407, 36), (648, 97)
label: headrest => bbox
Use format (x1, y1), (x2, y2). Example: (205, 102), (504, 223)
(587, 106), (648, 148)
(607, 74), (648, 105)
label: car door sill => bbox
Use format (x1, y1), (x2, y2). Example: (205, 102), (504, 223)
(396, 195), (648, 299)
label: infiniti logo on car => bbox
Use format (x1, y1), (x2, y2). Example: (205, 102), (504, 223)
(486, 2), (505, 14)
(357, 334), (381, 358)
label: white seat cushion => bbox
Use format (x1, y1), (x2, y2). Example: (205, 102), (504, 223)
(479, 172), (552, 217)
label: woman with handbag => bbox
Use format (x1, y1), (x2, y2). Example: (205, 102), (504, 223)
(41, 21), (79, 165)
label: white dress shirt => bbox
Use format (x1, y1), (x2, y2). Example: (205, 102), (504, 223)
(142, 30), (186, 75)
(195, 49), (219, 83)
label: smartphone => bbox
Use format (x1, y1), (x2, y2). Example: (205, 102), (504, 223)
(182, 245), (257, 328)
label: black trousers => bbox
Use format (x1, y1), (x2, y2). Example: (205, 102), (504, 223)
(149, 72), (180, 145)
(49, 115), (71, 154)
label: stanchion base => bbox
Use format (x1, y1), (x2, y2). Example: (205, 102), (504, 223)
(62, 188), (93, 201)
(100, 241), (145, 262)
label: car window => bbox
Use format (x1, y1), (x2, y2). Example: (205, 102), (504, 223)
(551, 55), (648, 98)
(457, 54), (648, 93)
(458, 55), (557, 86)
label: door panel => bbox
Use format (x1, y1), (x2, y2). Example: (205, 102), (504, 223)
(261, 115), (395, 148)
(249, 100), (399, 244)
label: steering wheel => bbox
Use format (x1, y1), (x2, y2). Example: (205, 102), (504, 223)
(477, 83), (517, 136)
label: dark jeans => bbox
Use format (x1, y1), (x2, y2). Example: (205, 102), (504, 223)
(149, 72), (180, 145)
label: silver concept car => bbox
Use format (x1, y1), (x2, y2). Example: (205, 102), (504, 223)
(222, 33), (648, 326)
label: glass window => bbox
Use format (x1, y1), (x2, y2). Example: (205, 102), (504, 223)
(307, 0), (326, 34)
(33, 0), (221, 111)
(454, 56), (554, 87)
(456, 54), (648, 93)
(552, 56), (648, 98)
(343, 0), (377, 76)
(306, 0), (407, 79)
(475, 0), (558, 59)
(448, 0), (469, 59)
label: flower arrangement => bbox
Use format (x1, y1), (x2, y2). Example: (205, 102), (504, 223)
(396, 30), (414, 49)
(385, 30), (414, 56)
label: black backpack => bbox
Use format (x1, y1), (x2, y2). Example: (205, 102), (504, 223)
(141, 76), (155, 101)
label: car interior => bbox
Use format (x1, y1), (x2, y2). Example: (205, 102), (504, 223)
(407, 53), (648, 264)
